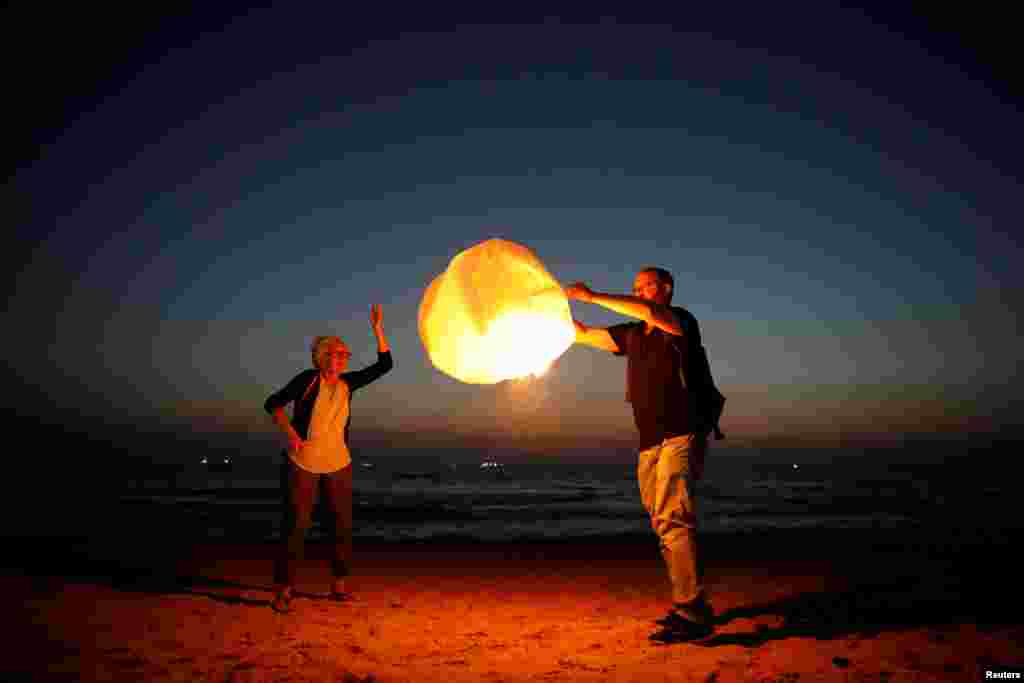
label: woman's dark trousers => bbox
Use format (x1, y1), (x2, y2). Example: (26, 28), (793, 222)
(274, 461), (353, 587)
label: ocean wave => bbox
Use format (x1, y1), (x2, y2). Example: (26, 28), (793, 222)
(96, 454), (1018, 545)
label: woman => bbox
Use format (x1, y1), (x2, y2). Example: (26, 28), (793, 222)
(263, 304), (392, 613)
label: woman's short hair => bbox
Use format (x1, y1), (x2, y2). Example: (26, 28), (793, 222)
(310, 335), (346, 369)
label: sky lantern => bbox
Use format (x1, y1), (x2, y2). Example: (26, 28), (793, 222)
(419, 239), (576, 384)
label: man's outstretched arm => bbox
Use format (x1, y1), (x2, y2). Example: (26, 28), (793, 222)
(572, 319), (621, 353)
(565, 282), (683, 336)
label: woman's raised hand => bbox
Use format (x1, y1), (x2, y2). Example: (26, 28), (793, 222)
(370, 304), (390, 353)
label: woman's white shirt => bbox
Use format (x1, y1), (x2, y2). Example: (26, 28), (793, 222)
(290, 378), (351, 473)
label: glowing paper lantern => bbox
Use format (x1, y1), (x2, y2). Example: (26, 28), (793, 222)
(419, 239), (575, 384)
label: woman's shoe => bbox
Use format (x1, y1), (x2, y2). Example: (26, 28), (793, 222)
(328, 579), (351, 602)
(271, 589), (293, 614)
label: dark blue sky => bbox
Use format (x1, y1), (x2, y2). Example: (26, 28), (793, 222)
(8, 4), (1021, 453)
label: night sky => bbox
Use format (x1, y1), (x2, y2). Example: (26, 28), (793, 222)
(8, 4), (1021, 457)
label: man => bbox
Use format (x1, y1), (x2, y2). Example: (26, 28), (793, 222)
(566, 267), (718, 643)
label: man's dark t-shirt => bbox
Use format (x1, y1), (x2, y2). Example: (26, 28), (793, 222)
(607, 306), (711, 451)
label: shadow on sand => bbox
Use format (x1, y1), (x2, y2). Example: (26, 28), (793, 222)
(9, 550), (343, 610)
(699, 561), (1021, 648)
(106, 571), (275, 607)
(62, 568), (352, 609)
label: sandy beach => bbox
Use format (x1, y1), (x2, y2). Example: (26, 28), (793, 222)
(7, 530), (1022, 682)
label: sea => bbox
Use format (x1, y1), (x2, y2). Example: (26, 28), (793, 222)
(80, 441), (1019, 547)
